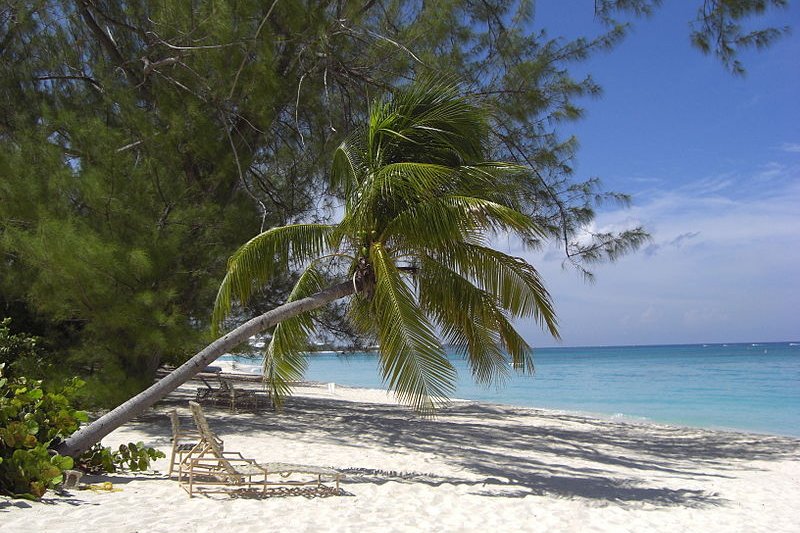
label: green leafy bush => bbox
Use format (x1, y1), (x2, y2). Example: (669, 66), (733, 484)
(1, 328), (165, 500)
(0, 363), (86, 498)
(77, 441), (164, 474)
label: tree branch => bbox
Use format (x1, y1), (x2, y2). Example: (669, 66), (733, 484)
(76, 0), (138, 81)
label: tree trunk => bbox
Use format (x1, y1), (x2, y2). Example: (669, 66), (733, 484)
(55, 281), (355, 457)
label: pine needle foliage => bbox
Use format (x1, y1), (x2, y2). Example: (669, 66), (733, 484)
(214, 81), (560, 413)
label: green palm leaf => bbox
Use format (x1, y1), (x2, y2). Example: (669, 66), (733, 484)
(330, 128), (367, 199)
(431, 242), (559, 338)
(262, 265), (327, 409)
(370, 242), (455, 413)
(212, 224), (334, 332)
(372, 162), (458, 200)
(378, 81), (488, 163)
(383, 195), (545, 252)
(417, 255), (534, 385)
(337, 163), (463, 241)
(455, 163), (531, 206)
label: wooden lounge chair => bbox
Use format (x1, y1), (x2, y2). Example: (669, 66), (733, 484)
(166, 410), (200, 477)
(195, 375), (262, 412)
(215, 377), (261, 412)
(179, 401), (343, 497)
(167, 409), (225, 477)
(193, 366), (224, 403)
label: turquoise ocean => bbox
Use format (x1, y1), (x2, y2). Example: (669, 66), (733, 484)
(220, 342), (800, 437)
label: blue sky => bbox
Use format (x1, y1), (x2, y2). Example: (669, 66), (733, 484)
(515, 2), (800, 347)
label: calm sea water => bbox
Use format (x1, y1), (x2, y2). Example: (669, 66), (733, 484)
(220, 342), (800, 437)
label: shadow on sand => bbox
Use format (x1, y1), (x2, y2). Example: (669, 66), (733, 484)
(114, 384), (800, 509)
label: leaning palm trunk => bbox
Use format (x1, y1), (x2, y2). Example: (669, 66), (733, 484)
(55, 281), (355, 458)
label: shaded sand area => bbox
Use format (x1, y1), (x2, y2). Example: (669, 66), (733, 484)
(2, 378), (799, 532)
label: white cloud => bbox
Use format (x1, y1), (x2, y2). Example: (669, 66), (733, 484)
(779, 142), (800, 153)
(754, 162), (790, 182)
(515, 167), (800, 347)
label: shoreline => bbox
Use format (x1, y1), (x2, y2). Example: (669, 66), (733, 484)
(214, 361), (800, 439)
(297, 380), (800, 440)
(4, 379), (798, 532)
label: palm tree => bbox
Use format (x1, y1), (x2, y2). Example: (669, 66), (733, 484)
(214, 81), (559, 412)
(55, 81), (559, 456)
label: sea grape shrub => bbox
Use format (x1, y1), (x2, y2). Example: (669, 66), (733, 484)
(77, 441), (165, 474)
(0, 363), (86, 498)
(77, 442), (117, 474)
(1, 365), (165, 499)
(115, 441), (165, 472)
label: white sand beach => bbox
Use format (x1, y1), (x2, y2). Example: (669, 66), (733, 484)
(2, 376), (798, 533)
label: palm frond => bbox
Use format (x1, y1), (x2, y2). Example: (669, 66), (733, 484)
(337, 163), (461, 241)
(417, 255), (535, 386)
(494, 312), (536, 373)
(384, 195), (544, 252)
(212, 224), (334, 332)
(446, 319), (511, 386)
(456, 163), (530, 206)
(445, 196), (544, 238)
(372, 162), (457, 200)
(383, 80), (488, 162)
(370, 243), (455, 413)
(368, 80), (489, 167)
(430, 242), (559, 338)
(262, 266), (327, 409)
(347, 293), (379, 339)
(381, 198), (479, 251)
(331, 128), (367, 199)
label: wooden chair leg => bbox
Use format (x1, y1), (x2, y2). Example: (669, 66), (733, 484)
(168, 442), (178, 476)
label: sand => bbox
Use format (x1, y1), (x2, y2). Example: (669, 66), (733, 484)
(2, 376), (798, 533)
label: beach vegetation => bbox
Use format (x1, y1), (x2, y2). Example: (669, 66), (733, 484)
(0, 318), (48, 379)
(0, 360), (163, 499)
(77, 441), (165, 474)
(0, 363), (85, 498)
